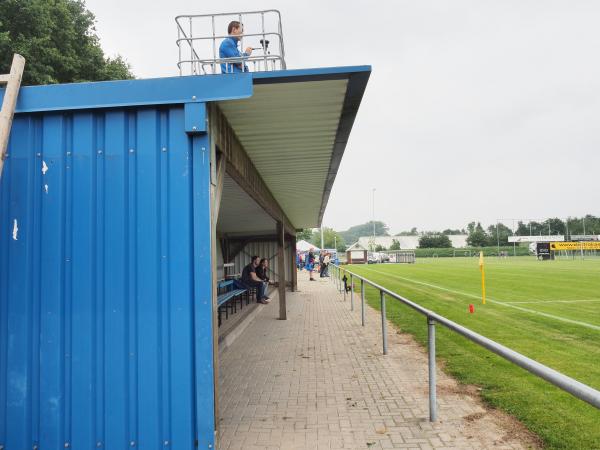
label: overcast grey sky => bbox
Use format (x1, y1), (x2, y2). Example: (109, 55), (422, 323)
(86, 0), (600, 234)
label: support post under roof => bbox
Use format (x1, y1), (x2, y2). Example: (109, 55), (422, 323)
(277, 221), (287, 320)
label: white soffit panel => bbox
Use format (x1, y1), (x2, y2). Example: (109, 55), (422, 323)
(219, 79), (348, 228)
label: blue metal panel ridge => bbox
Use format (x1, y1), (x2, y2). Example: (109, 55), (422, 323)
(0, 73), (253, 113)
(0, 106), (215, 449)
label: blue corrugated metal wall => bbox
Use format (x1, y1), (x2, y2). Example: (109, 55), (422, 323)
(0, 106), (214, 449)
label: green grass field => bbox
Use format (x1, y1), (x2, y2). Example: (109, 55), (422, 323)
(346, 257), (600, 450)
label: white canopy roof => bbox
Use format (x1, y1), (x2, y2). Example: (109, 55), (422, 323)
(296, 240), (319, 252)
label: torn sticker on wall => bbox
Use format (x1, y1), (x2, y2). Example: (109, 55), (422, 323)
(42, 161), (49, 175)
(12, 219), (18, 241)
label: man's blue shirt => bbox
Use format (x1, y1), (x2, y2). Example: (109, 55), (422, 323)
(219, 37), (249, 73)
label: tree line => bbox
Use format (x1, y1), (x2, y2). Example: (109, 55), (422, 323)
(0, 0), (133, 85)
(298, 216), (600, 251)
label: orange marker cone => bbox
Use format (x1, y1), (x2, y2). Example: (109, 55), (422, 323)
(469, 304), (475, 313)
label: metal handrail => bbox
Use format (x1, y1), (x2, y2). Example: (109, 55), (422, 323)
(330, 264), (600, 422)
(176, 31), (283, 43)
(175, 10), (286, 76)
(177, 54), (284, 70)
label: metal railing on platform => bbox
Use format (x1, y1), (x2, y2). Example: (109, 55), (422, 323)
(330, 264), (600, 422)
(176, 10), (286, 76)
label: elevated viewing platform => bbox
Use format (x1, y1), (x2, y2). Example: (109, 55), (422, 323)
(176, 10), (286, 76)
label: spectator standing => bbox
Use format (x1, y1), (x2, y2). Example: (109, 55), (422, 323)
(319, 252), (325, 278)
(322, 252), (331, 277)
(307, 249), (316, 281)
(219, 21), (253, 73)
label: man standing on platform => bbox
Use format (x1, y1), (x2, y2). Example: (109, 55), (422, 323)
(219, 21), (253, 73)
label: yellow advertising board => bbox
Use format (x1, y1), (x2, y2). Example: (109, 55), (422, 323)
(550, 242), (600, 251)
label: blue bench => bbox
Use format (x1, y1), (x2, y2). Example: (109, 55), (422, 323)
(217, 280), (248, 326)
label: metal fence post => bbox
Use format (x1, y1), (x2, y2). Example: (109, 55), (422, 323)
(350, 274), (354, 311)
(381, 291), (387, 355)
(428, 317), (437, 422)
(361, 279), (365, 326)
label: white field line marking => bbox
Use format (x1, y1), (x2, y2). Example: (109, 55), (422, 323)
(504, 299), (600, 304)
(360, 267), (600, 332)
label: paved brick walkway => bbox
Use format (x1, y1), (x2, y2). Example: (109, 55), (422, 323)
(218, 277), (532, 450)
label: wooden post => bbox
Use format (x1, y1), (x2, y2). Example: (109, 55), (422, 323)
(277, 222), (287, 320)
(290, 234), (298, 292)
(0, 54), (25, 180)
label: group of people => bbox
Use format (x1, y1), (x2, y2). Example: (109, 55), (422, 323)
(240, 256), (273, 304)
(298, 249), (332, 281)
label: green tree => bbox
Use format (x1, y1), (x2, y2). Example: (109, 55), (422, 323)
(529, 221), (545, 235)
(389, 239), (401, 250)
(396, 227), (418, 236)
(516, 221), (529, 236)
(374, 244), (386, 251)
(339, 221), (389, 245)
(442, 228), (464, 235)
(486, 223), (513, 246)
(0, 0), (133, 85)
(311, 227), (346, 252)
(466, 222), (488, 247)
(418, 234), (452, 248)
(565, 215), (599, 237)
(296, 228), (314, 242)
(544, 218), (566, 235)
(466, 222), (476, 235)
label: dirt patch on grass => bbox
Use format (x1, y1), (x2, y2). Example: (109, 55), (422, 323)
(484, 409), (544, 449)
(435, 377), (542, 448)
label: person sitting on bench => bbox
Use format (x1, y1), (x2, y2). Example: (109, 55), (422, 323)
(241, 255), (270, 304)
(256, 258), (274, 285)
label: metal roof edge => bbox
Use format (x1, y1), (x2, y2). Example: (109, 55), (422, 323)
(252, 65), (372, 84)
(4, 73), (253, 113)
(317, 68), (371, 226)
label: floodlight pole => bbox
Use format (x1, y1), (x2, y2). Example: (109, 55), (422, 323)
(512, 219), (516, 256)
(321, 227), (324, 250)
(582, 217), (587, 260)
(372, 188), (376, 239)
(496, 220), (500, 257)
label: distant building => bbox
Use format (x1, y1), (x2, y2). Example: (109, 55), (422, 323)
(347, 235), (468, 250)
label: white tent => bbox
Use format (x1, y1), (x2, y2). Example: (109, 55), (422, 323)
(296, 240), (319, 252)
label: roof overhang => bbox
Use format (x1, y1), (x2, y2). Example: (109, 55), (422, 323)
(4, 66), (371, 232)
(218, 66), (370, 229)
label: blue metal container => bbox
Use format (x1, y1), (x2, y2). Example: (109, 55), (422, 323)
(0, 74), (253, 450)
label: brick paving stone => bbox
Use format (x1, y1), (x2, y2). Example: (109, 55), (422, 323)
(218, 277), (532, 449)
